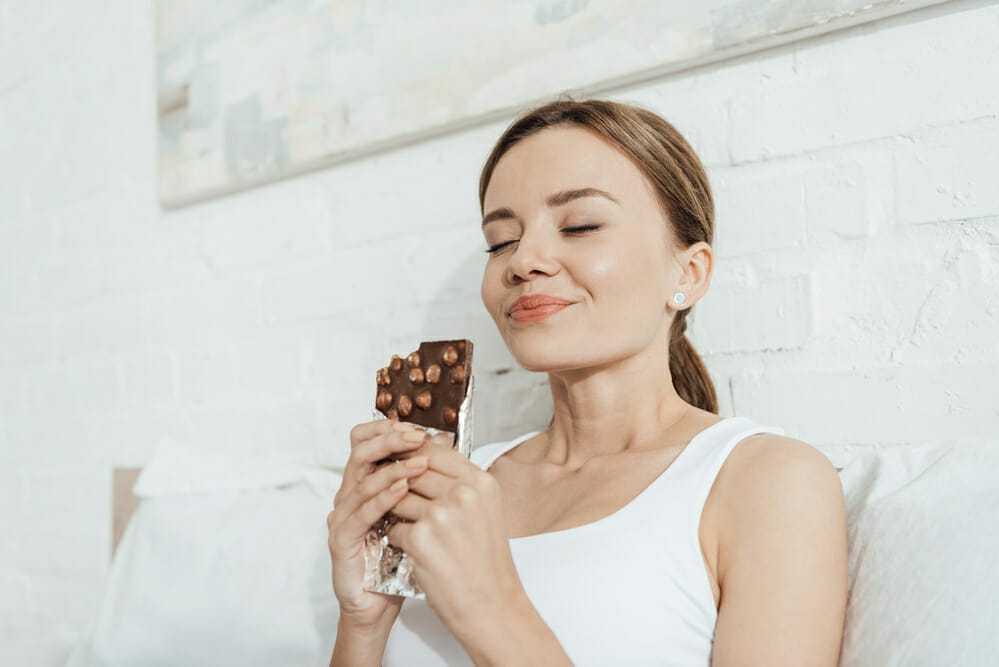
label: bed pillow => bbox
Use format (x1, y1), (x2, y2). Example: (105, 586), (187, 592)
(65, 441), (345, 667)
(837, 435), (999, 666)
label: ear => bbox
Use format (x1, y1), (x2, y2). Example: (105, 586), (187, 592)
(672, 242), (713, 311)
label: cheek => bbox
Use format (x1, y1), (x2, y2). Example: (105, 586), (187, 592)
(480, 264), (503, 318)
(586, 249), (639, 291)
(583, 244), (664, 307)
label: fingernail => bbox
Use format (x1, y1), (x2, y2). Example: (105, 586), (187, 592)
(402, 430), (425, 443)
(392, 421), (415, 432)
(405, 455), (428, 469)
(390, 478), (408, 492)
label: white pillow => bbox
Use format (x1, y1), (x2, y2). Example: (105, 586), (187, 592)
(837, 435), (999, 666)
(66, 441), (344, 667)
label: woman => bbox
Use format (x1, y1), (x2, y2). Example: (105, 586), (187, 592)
(327, 97), (848, 666)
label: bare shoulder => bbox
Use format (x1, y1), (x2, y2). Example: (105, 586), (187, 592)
(710, 433), (848, 666)
(718, 432), (841, 501)
(714, 432), (845, 557)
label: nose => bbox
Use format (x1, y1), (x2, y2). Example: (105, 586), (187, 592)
(505, 229), (560, 283)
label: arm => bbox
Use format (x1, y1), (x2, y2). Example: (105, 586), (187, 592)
(710, 435), (849, 666)
(330, 611), (397, 667)
(455, 589), (573, 667)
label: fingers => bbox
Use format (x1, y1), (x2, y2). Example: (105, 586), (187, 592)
(390, 431), (454, 465)
(336, 457), (429, 543)
(401, 467), (451, 501)
(348, 419), (397, 447)
(391, 435), (471, 479)
(391, 483), (432, 522)
(343, 422), (429, 488)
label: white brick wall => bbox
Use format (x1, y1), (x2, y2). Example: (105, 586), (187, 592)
(2, 0), (998, 662)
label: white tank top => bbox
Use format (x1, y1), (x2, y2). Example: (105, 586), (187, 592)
(382, 416), (785, 666)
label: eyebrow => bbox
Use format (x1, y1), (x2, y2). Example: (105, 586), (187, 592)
(481, 187), (620, 228)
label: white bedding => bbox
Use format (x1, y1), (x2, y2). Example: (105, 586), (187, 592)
(66, 438), (345, 667)
(66, 433), (999, 666)
(836, 435), (999, 666)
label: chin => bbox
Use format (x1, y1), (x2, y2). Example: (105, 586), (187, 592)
(507, 345), (598, 374)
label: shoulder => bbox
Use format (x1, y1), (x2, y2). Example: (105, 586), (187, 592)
(714, 433), (844, 543)
(721, 432), (840, 494)
(709, 433), (849, 664)
(710, 432), (846, 583)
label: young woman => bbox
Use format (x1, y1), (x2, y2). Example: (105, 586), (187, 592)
(327, 98), (848, 666)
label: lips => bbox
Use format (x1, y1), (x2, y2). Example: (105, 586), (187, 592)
(508, 294), (574, 315)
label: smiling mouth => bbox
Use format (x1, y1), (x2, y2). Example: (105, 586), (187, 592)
(508, 303), (572, 323)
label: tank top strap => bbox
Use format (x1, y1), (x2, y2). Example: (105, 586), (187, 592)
(677, 416), (787, 537)
(470, 430), (541, 473)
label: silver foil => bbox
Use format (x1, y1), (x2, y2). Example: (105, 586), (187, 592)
(362, 373), (474, 599)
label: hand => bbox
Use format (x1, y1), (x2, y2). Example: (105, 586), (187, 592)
(327, 419), (431, 629)
(387, 436), (527, 637)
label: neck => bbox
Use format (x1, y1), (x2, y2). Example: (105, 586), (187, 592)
(541, 334), (690, 471)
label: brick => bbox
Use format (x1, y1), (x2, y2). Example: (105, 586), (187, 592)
(303, 328), (378, 393)
(23, 572), (104, 631)
(232, 338), (302, 398)
(0, 571), (32, 616)
(732, 3), (999, 163)
(0, 268), (42, 321)
(121, 348), (177, 407)
(802, 150), (891, 241)
(200, 186), (331, 274)
(0, 470), (29, 521)
(618, 44), (797, 167)
(472, 370), (552, 447)
(186, 398), (317, 461)
(692, 274), (813, 354)
(0, 317), (53, 370)
(176, 345), (238, 407)
(71, 358), (124, 414)
(78, 408), (193, 467)
(327, 132), (485, 250)
(732, 362), (999, 446)
(0, 221), (53, 271)
(109, 229), (215, 297)
(260, 263), (351, 325)
(809, 219), (999, 355)
(144, 278), (263, 346)
(19, 365), (79, 416)
(36, 253), (116, 311)
(20, 466), (108, 524)
(54, 298), (145, 363)
(0, 413), (92, 466)
(49, 189), (145, 262)
(894, 126), (999, 225)
(0, 519), (106, 577)
(710, 162), (807, 256)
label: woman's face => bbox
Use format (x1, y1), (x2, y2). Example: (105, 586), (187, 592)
(480, 125), (680, 373)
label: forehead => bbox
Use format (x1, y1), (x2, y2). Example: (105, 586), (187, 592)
(484, 125), (651, 209)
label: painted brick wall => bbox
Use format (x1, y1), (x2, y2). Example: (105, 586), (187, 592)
(1, 0), (997, 662)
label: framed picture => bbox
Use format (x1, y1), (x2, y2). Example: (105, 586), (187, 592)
(156, 0), (948, 208)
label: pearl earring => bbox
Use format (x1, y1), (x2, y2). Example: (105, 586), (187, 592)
(673, 292), (685, 306)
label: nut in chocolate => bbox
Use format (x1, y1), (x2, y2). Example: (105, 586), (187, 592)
(374, 339), (473, 436)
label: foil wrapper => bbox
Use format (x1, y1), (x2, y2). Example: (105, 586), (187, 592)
(362, 373), (474, 599)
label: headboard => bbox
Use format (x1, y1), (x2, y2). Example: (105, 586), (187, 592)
(112, 468), (143, 557)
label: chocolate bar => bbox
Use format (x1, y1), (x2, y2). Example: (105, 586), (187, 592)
(375, 339), (473, 436)
(365, 339), (474, 598)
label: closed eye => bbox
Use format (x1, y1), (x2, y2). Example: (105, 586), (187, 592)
(483, 224), (602, 255)
(563, 224), (601, 235)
